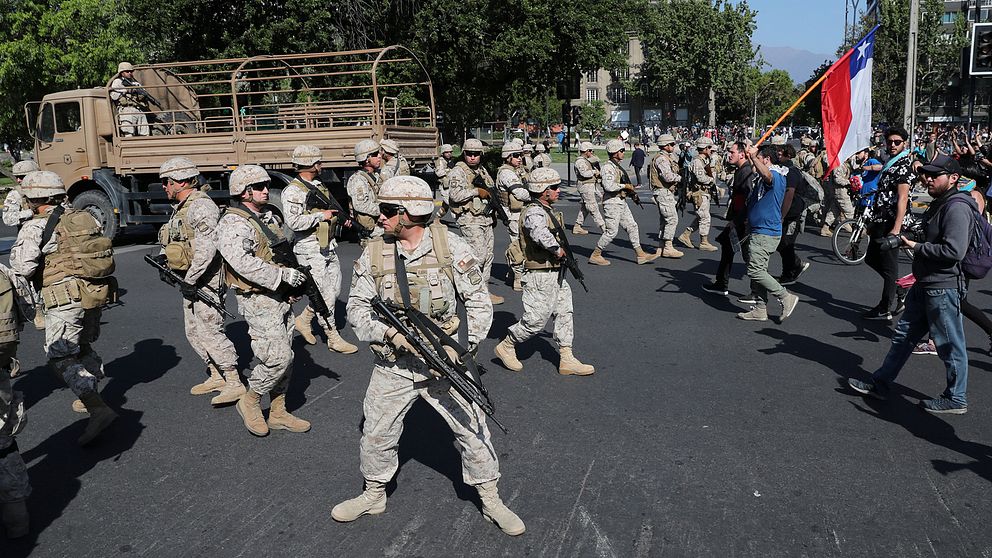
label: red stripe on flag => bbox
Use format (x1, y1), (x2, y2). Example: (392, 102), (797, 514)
(821, 50), (856, 174)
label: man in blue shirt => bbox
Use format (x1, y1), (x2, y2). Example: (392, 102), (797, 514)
(737, 145), (800, 322)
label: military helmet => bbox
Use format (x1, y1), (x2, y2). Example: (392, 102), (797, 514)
(801, 137), (816, 148)
(535, 143), (546, 153)
(118, 62), (134, 73)
(463, 138), (485, 152)
(770, 135), (787, 146)
(522, 143), (533, 153)
(292, 144), (323, 167)
(606, 139), (625, 154)
(510, 137), (524, 147)
(378, 176), (435, 216)
(501, 142), (522, 158)
(229, 165), (269, 196)
(647, 145), (660, 153)
(159, 157), (199, 181)
(11, 160), (39, 177)
(439, 143), (453, 155)
(20, 171), (65, 199)
(354, 139), (381, 163)
(527, 168), (561, 194)
(579, 141), (594, 153)
(658, 134), (676, 145)
(380, 139), (400, 155)
(696, 137), (713, 149)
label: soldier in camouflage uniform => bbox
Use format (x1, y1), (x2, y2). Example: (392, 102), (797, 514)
(218, 165), (310, 437)
(0, 270), (29, 539)
(378, 139), (410, 181)
(572, 142), (605, 235)
(333, 175), (524, 536)
(3, 160), (38, 228)
(677, 137), (719, 251)
(283, 145), (359, 355)
(157, 158), (243, 405)
(10, 171), (118, 446)
(820, 150), (865, 237)
(496, 143), (531, 292)
(109, 62), (149, 137)
(346, 139), (384, 238)
(447, 138), (503, 305)
(532, 143), (552, 170)
(435, 143), (455, 218)
(649, 134), (685, 259)
(494, 168), (594, 376)
(588, 140), (660, 266)
(521, 143), (534, 173)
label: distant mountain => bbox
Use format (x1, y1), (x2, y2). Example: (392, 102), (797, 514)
(758, 45), (835, 84)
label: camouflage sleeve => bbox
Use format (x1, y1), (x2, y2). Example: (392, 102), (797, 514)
(497, 168), (529, 202)
(434, 157), (448, 178)
(523, 206), (559, 253)
(109, 78), (126, 102)
(656, 155), (680, 184)
(574, 158), (595, 179)
(600, 163), (622, 193)
(399, 157), (411, 176)
(833, 163), (851, 186)
(2, 191), (30, 227)
(345, 250), (390, 343)
(447, 166), (479, 204)
(282, 182), (323, 232)
(692, 158), (713, 185)
(183, 197), (221, 285)
(448, 232), (493, 346)
(346, 174), (379, 216)
(9, 219), (47, 280)
(217, 214), (282, 291)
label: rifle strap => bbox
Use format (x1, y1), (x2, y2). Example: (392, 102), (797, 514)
(228, 203), (286, 250)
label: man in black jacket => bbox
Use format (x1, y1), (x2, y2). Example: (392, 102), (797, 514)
(703, 141), (752, 295)
(848, 154), (977, 414)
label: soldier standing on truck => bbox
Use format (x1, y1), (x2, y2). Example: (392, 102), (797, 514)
(110, 62), (149, 137)
(347, 139), (385, 239)
(283, 145), (359, 355)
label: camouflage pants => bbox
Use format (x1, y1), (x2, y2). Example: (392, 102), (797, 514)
(652, 188), (679, 241)
(456, 221), (495, 285)
(359, 364), (500, 486)
(45, 304), (104, 397)
(686, 192), (712, 237)
(0, 346), (29, 504)
(183, 294), (237, 371)
(507, 270), (574, 348)
(575, 183), (605, 229)
(296, 244), (343, 332)
(596, 198), (642, 251)
(823, 186), (855, 226)
(506, 211), (524, 277)
(117, 106), (149, 137)
(236, 292), (294, 396)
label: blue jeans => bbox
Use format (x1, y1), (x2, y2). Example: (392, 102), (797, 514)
(871, 285), (969, 405)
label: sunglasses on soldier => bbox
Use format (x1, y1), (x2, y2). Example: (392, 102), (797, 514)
(464, 151), (482, 157)
(379, 203), (404, 217)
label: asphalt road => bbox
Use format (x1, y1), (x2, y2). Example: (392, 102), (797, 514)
(2, 169), (992, 557)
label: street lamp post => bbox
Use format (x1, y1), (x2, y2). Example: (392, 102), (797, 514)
(752, 82), (774, 137)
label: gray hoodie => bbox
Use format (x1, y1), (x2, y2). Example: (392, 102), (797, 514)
(912, 189), (978, 288)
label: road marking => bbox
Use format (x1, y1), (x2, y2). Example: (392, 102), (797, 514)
(555, 458), (595, 558)
(299, 382), (344, 409)
(577, 505), (618, 558)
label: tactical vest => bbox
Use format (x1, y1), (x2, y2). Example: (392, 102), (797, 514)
(519, 203), (563, 271)
(576, 157), (597, 187)
(159, 190), (211, 272)
(40, 208), (116, 310)
(0, 274), (18, 345)
(649, 153), (679, 191)
(222, 207), (285, 294)
(450, 161), (491, 216)
(288, 178), (335, 249)
(367, 222), (456, 322)
(497, 164), (526, 212)
(352, 170), (380, 230)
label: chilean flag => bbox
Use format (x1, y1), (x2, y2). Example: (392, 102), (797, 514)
(822, 25), (879, 173)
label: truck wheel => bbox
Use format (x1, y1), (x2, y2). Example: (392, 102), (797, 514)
(73, 190), (119, 239)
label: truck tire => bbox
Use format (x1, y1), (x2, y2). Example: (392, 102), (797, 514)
(73, 190), (119, 239)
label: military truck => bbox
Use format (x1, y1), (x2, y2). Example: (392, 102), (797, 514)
(24, 46), (438, 238)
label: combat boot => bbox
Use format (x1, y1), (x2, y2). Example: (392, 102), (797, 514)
(659, 241), (684, 259)
(494, 337), (523, 372)
(1, 500), (28, 539)
(819, 224), (832, 237)
(211, 369), (246, 406)
(559, 347), (595, 376)
(236, 389), (269, 437)
(294, 307), (317, 345)
(476, 480), (526, 536)
(677, 228), (695, 249)
(512, 274), (522, 292)
(588, 249), (610, 266)
(71, 399), (87, 413)
(267, 393), (311, 433)
(327, 329), (359, 354)
(699, 236), (719, 252)
(331, 480), (387, 522)
(490, 293), (504, 305)
(33, 310), (45, 331)
(77, 392), (118, 446)
(190, 363), (225, 395)
(571, 224), (589, 235)
(635, 247), (660, 265)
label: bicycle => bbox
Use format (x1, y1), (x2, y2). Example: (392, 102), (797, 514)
(831, 192), (922, 265)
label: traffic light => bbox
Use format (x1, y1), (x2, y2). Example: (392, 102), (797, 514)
(571, 106), (582, 125)
(970, 23), (992, 76)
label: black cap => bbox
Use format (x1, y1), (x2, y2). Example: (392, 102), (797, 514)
(919, 153), (961, 175)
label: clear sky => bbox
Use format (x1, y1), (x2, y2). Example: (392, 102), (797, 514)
(746, 0), (849, 55)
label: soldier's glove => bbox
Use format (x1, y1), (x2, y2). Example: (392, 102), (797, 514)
(280, 268), (306, 288)
(385, 327), (417, 355)
(476, 187), (490, 199)
(427, 345), (462, 379)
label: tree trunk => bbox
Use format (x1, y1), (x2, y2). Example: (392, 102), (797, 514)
(708, 86), (716, 128)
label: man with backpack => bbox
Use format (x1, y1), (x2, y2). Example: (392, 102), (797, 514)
(848, 154), (978, 414)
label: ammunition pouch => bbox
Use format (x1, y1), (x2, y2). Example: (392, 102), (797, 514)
(506, 242), (525, 267)
(41, 277), (118, 310)
(164, 242), (193, 272)
(355, 213), (377, 231)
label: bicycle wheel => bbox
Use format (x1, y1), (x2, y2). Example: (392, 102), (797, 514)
(832, 218), (869, 265)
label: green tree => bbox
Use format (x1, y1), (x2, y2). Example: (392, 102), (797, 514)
(577, 100), (608, 136)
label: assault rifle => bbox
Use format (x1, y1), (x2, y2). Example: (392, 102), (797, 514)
(144, 254), (233, 319)
(371, 296), (508, 433)
(473, 174), (509, 226)
(304, 184), (372, 239)
(122, 76), (163, 109)
(617, 168), (644, 209)
(541, 206), (588, 292)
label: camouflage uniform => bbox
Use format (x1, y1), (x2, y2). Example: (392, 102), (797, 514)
(573, 150), (605, 232)
(0, 271), (29, 536)
(435, 146), (454, 208)
(822, 156), (858, 227)
(687, 151), (713, 237)
(2, 191), (31, 228)
(346, 170), (383, 237)
(379, 139), (410, 181)
(447, 161), (497, 289)
(496, 159), (530, 286)
(595, 159), (643, 252)
(649, 145), (682, 243)
(110, 63), (149, 137)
